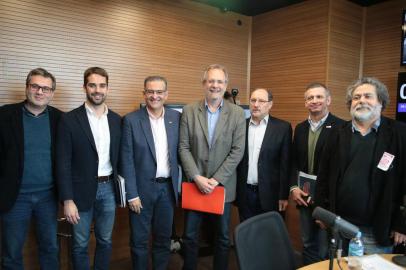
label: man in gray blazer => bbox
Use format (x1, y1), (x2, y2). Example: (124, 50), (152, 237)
(179, 64), (246, 270)
(120, 76), (180, 270)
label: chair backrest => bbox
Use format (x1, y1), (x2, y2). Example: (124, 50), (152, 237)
(234, 211), (296, 270)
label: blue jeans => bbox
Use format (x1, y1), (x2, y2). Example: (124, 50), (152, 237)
(299, 206), (328, 265)
(129, 181), (175, 270)
(182, 203), (231, 270)
(1, 189), (58, 270)
(72, 181), (116, 270)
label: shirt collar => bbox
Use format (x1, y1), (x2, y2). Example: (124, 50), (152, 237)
(308, 112), (329, 131)
(249, 114), (269, 126)
(205, 99), (223, 113)
(351, 117), (381, 134)
(147, 107), (165, 120)
(85, 102), (108, 117)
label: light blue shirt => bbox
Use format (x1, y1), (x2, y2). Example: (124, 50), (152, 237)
(205, 99), (223, 148)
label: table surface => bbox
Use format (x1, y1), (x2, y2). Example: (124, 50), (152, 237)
(298, 254), (406, 270)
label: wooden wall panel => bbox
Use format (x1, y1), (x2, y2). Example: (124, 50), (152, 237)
(326, 0), (363, 120)
(0, 0), (251, 115)
(250, 0), (329, 126)
(363, 0), (406, 119)
(0, 0), (250, 268)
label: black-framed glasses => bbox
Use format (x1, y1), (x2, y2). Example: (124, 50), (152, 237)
(29, 84), (54, 94)
(144, 89), (167, 95)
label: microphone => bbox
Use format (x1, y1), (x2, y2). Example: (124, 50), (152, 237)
(312, 206), (360, 239)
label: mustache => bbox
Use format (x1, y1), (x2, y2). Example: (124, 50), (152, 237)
(355, 104), (372, 111)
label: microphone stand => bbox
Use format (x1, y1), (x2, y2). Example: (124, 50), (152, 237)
(329, 228), (341, 270)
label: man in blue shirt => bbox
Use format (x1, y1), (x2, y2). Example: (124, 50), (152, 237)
(179, 64), (246, 270)
(0, 68), (62, 269)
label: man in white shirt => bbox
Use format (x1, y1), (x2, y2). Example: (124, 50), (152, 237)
(120, 76), (180, 270)
(56, 67), (122, 270)
(236, 88), (292, 221)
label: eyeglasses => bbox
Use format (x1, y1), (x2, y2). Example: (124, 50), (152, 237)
(249, 98), (269, 105)
(86, 83), (107, 90)
(29, 84), (54, 94)
(206, 79), (226, 85)
(144, 89), (167, 95)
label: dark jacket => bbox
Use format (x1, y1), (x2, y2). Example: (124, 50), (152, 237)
(0, 102), (62, 213)
(290, 113), (344, 187)
(315, 117), (406, 245)
(236, 116), (292, 211)
(56, 104), (121, 211)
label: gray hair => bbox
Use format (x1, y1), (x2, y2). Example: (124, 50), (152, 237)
(202, 64), (228, 84)
(345, 77), (389, 111)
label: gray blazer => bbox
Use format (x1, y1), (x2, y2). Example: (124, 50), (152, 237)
(179, 100), (246, 202)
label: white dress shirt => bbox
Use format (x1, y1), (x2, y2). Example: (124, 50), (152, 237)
(247, 115), (269, 185)
(85, 103), (112, 176)
(147, 108), (170, 178)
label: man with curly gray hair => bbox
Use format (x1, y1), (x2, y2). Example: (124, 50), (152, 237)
(315, 77), (406, 254)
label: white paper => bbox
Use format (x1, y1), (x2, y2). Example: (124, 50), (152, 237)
(359, 254), (403, 270)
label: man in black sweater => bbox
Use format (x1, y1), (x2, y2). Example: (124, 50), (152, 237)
(315, 77), (406, 253)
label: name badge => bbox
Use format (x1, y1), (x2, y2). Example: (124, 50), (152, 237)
(377, 152), (395, 171)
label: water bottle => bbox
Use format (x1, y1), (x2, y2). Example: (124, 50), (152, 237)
(348, 232), (364, 257)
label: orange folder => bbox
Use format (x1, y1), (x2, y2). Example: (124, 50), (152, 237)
(181, 182), (225, 215)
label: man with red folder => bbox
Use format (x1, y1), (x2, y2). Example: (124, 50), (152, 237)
(179, 64), (246, 270)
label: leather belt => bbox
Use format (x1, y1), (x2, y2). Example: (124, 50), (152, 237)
(246, 184), (259, 192)
(154, 177), (171, 183)
(97, 174), (113, 183)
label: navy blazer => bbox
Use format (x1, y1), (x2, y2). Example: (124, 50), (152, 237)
(0, 102), (62, 213)
(56, 104), (121, 211)
(120, 107), (180, 205)
(236, 116), (292, 211)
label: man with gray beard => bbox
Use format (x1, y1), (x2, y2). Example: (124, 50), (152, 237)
(315, 77), (406, 254)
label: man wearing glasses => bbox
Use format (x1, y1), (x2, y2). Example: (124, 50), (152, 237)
(0, 68), (62, 269)
(179, 64), (245, 270)
(236, 88), (292, 221)
(56, 67), (121, 270)
(120, 76), (180, 270)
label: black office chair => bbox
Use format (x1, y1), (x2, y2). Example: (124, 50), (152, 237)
(234, 211), (296, 270)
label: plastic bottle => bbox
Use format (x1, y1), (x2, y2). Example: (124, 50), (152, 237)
(348, 232), (364, 257)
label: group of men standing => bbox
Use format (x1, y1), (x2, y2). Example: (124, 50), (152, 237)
(0, 64), (405, 270)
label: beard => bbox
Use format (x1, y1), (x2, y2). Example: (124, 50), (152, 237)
(86, 92), (106, 106)
(351, 103), (381, 122)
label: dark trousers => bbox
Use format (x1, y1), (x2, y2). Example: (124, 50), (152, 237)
(238, 184), (266, 222)
(182, 203), (232, 270)
(129, 181), (175, 270)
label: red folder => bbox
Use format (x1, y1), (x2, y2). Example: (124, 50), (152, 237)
(181, 182), (225, 215)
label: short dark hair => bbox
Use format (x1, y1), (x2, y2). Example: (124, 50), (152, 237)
(83, 67), (108, 86)
(345, 77), (390, 111)
(144, 76), (168, 90)
(26, 68), (56, 91)
(305, 82), (330, 98)
(251, 88), (273, 101)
